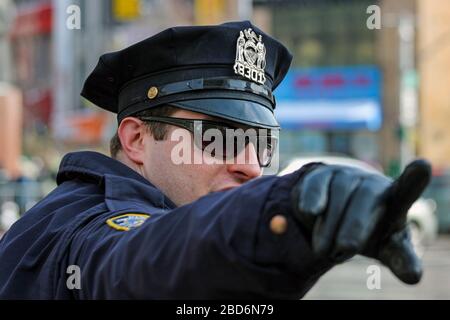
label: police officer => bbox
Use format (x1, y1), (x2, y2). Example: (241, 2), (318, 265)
(0, 21), (431, 299)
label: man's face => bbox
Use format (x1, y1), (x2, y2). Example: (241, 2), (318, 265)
(141, 109), (263, 206)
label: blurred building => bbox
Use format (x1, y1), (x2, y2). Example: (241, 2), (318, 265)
(417, 0), (450, 173)
(253, 0), (387, 172)
(416, 0), (450, 232)
(9, 0), (52, 131)
(0, 0), (22, 178)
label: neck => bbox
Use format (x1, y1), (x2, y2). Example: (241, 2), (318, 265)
(115, 151), (146, 178)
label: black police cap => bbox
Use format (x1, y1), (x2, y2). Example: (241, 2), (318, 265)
(81, 20), (292, 129)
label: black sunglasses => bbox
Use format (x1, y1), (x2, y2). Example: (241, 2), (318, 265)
(138, 116), (278, 167)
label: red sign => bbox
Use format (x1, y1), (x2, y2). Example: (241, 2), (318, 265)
(10, 2), (52, 38)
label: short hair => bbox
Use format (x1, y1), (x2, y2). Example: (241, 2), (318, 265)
(110, 105), (178, 158)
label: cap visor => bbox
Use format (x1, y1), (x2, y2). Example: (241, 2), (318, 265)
(170, 99), (279, 129)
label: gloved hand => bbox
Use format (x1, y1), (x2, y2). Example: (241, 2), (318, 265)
(291, 159), (431, 284)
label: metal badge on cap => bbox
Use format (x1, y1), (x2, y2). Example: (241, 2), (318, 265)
(234, 28), (266, 85)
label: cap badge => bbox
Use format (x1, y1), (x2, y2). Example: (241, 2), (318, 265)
(234, 28), (266, 85)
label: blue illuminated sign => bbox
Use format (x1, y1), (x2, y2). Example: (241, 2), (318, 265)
(274, 65), (382, 131)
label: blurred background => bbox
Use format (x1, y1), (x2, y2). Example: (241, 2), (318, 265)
(0, 0), (449, 298)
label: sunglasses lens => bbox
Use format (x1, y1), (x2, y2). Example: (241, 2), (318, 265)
(257, 135), (277, 167)
(193, 121), (277, 167)
(193, 123), (227, 159)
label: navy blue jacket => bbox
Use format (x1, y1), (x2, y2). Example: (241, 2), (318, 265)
(0, 151), (331, 299)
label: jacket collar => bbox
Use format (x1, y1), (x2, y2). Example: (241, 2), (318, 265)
(57, 151), (176, 212)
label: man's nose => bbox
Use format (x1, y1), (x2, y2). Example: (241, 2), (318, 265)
(226, 142), (262, 180)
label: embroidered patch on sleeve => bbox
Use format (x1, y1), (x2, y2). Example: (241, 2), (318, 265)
(106, 213), (151, 231)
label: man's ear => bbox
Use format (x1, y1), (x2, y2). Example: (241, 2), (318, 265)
(117, 117), (147, 165)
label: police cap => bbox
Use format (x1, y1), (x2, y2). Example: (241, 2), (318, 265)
(81, 20), (292, 129)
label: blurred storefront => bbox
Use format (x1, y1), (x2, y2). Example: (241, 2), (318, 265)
(417, 0), (450, 173)
(275, 65), (382, 167)
(254, 0), (384, 169)
(417, 0), (450, 232)
(9, 0), (52, 130)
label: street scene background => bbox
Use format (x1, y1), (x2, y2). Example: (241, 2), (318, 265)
(0, 0), (449, 299)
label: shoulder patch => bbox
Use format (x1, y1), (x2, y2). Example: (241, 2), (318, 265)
(106, 213), (150, 231)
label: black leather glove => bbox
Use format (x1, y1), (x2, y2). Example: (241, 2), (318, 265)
(291, 159), (431, 284)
